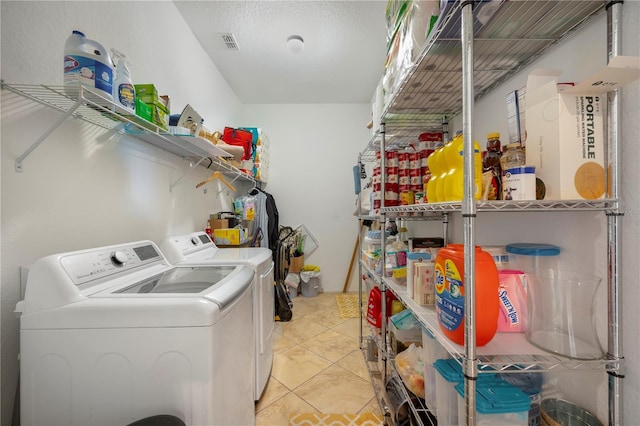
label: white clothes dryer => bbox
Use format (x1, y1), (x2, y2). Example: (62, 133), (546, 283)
(160, 232), (274, 401)
(17, 241), (255, 426)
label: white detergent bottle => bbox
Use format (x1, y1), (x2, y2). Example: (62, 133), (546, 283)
(64, 30), (114, 104)
(111, 49), (136, 114)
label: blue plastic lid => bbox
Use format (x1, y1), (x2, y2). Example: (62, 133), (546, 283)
(504, 166), (536, 174)
(455, 382), (531, 414)
(505, 243), (560, 257)
(433, 359), (500, 384)
(366, 230), (390, 240)
(433, 359), (463, 383)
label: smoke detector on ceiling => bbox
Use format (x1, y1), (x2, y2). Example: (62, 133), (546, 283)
(286, 35), (304, 53)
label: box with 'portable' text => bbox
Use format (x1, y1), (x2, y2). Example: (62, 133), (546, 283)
(525, 56), (640, 200)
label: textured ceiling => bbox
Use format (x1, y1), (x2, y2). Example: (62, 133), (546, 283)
(173, 0), (388, 104)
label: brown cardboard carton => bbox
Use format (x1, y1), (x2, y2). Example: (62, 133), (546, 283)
(289, 255), (304, 273)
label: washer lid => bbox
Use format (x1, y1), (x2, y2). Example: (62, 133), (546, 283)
(115, 265), (238, 294)
(20, 266), (255, 329)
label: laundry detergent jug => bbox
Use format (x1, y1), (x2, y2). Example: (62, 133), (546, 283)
(435, 244), (499, 346)
(366, 286), (397, 329)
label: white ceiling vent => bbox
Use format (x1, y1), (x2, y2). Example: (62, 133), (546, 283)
(218, 33), (239, 50)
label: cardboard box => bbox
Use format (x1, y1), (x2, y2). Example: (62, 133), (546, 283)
(210, 219), (229, 230)
(289, 255), (304, 273)
(150, 104), (168, 130)
(525, 56), (640, 200)
(135, 97), (152, 122)
(213, 228), (245, 246)
(134, 84), (159, 105)
(505, 87), (526, 146)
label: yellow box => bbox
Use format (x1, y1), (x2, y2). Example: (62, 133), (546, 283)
(213, 228), (245, 245)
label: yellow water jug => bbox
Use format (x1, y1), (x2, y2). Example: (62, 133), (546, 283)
(445, 134), (483, 201)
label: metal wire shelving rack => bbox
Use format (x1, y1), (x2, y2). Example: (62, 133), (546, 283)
(358, 1), (625, 425)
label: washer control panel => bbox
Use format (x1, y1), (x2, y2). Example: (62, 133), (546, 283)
(61, 242), (163, 285)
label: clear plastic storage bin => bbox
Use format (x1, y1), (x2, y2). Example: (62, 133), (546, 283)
(433, 358), (463, 425)
(526, 269), (604, 359)
(422, 328), (449, 416)
(505, 243), (560, 273)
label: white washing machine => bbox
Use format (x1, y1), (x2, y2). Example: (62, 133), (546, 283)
(160, 232), (274, 401)
(17, 241), (255, 426)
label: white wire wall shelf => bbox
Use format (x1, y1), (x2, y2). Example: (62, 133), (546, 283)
(1, 82), (256, 189)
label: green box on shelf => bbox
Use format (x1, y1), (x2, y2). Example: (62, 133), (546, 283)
(150, 104), (168, 130)
(135, 97), (153, 122)
(153, 98), (169, 115)
(134, 84), (159, 105)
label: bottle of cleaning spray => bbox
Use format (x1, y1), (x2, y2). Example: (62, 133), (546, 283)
(110, 49), (136, 114)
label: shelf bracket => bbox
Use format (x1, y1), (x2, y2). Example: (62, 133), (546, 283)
(169, 156), (207, 192)
(15, 97), (83, 172)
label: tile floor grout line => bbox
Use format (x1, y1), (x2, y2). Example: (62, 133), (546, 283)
(256, 292), (379, 425)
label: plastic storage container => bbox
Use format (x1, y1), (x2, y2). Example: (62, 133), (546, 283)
(434, 244), (499, 346)
(455, 380), (531, 425)
(483, 246), (513, 270)
(526, 269), (604, 359)
(363, 230), (389, 252)
(502, 370), (544, 426)
(422, 328), (449, 415)
(502, 166), (537, 200)
(433, 358), (463, 425)
(505, 243), (560, 273)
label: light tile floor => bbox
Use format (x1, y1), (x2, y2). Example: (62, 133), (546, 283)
(255, 291), (382, 425)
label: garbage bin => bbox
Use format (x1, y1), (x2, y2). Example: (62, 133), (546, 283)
(300, 268), (321, 297)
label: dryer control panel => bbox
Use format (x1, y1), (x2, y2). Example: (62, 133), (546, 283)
(164, 232), (217, 258)
(61, 242), (164, 285)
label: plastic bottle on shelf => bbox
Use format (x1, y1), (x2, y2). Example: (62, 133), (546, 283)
(482, 132), (503, 200)
(64, 30), (114, 104)
(434, 244), (499, 346)
(426, 146), (442, 203)
(386, 236), (408, 283)
(110, 49), (136, 114)
(445, 133), (483, 201)
(436, 139), (454, 201)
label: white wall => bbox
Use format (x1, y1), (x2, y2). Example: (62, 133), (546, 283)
(240, 104), (372, 294)
(0, 2), (245, 425)
(407, 6), (639, 422)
